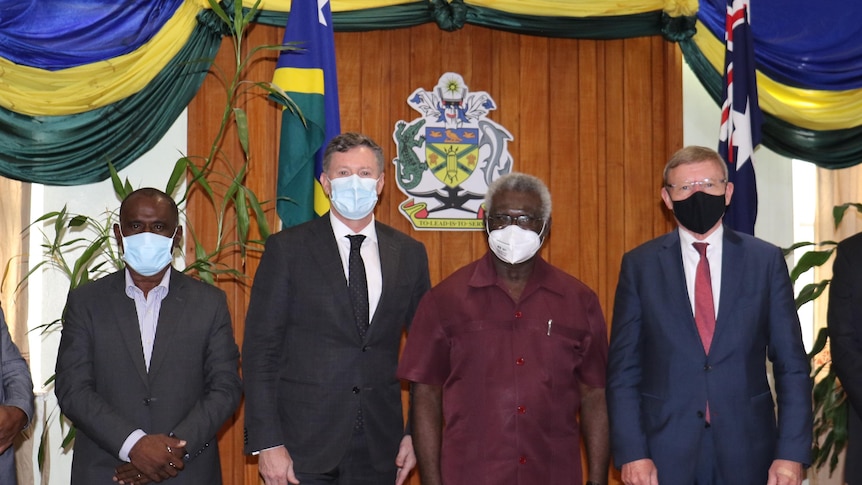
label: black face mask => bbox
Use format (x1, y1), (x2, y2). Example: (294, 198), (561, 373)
(671, 191), (727, 235)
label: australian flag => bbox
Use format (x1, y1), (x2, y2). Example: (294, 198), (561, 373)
(718, 0), (762, 235)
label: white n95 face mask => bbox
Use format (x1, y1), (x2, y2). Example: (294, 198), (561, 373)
(487, 225), (544, 265)
(329, 174), (379, 220)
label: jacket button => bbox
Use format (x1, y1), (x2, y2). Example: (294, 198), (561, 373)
(703, 364), (711, 371)
(697, 411), (704, 418)
(143, 398), (151, 406)
(352, 387), (360, 394)
(362, 345), (369, 352)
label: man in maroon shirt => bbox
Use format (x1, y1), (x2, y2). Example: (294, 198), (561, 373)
(398, 172), (609, 485)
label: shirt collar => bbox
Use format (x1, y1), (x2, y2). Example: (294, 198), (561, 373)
(678, 224), (724, 249)
(124, 267), (171, 298)
(329, 212), (378, 242)
(469, 252), (566, 297)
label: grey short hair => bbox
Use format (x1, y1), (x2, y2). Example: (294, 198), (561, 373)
(322, 132), (385, 174)
(484, 172), (552, 219)
(662, 146), (728, 185)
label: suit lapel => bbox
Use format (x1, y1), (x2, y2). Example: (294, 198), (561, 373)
(658, 231), (707, 356)
(308, 216), (353, 299)
(713, 227), (744, 347)
(109, 272), (150, 386)
(148, 269), (185, 378)
(370, 222), (399, 331)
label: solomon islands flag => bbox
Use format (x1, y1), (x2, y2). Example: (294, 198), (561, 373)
(273, 0), (341, 228)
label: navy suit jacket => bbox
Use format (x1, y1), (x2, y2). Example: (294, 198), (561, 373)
(56, 269), (242, 485)
(607, 227), (812, 484)
(828, 232), (862, 484)
(242, 215), (430, 473)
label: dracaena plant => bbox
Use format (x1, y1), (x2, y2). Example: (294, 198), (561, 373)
(4, 0), (306, 469)
(783, 202), (862, 474)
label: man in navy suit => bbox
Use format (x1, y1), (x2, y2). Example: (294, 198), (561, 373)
(607, 146), (812, 485)
(243, 132), (430, 485)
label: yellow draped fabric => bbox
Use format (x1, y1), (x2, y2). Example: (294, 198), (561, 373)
(693, 20), (862, 131)
(0, 0), (204, 116)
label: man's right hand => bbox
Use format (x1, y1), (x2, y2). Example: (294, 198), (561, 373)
(128, 434), (186, 482)
(259, 446), (300, 485)
(621, 458), (659, 485)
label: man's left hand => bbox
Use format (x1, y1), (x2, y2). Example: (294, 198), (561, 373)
(114, 462), (152, 485)
(767, 459), (803, 485)
(394, 434), (416, 485)
(0, 405), (26, 454)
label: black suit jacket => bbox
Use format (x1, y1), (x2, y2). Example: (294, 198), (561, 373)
(56, 269), (242, 485)
(242, 215), (430, 473)
(828, 232), (862, 484)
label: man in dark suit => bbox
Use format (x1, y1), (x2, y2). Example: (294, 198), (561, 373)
(607, 146), (812, 485)
(56, 188), (242, 485)
(828, 231), (862, 484)
(0, 306), (33, 485)
(243, 132), (431, 485)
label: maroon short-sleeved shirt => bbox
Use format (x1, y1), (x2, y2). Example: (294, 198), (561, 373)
(398, 253), (608, 485)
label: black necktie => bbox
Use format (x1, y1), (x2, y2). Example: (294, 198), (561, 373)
(347, 234), (369, 432)
(347, 235), (369, 339)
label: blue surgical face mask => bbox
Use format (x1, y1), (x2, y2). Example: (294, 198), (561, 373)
(121, 227), (178, 276)
(328, 174), (379, 220)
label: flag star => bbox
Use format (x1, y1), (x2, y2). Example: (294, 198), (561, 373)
(731, 99), (754, 169)
(318, 0), (330, 26)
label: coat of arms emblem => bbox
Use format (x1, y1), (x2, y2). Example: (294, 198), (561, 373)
(392, 73), (513, 230)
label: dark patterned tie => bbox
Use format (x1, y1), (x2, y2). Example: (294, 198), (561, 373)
(347, 235), (370, 339)
(347, 234), (369, 431)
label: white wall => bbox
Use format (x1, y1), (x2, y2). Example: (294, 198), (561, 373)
(26, 111), (187, 484)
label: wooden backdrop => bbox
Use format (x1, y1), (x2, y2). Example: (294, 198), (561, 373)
(188, 20), (681, 485)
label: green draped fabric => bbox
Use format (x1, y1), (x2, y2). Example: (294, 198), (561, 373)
(250, 2), (689, 40)
(0, 10), (226, 185)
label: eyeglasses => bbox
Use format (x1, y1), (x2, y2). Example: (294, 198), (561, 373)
(486, 214), (544, 230)
(664, 178), (727, 196)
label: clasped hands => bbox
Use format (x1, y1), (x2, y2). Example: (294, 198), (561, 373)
(114, 434), (186, 484)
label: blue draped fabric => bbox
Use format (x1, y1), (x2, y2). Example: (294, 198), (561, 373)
(0, 0), (186, 70)
(698, 0), (862, 90)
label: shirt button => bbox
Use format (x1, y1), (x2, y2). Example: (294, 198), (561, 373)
(514, 311), (522, 318)
(516, 357), (525, 366)
(517, 406), (526, 414)
(519, 455), (527, 464)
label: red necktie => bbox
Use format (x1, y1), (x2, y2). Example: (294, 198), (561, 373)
(693, 242), (715, 354)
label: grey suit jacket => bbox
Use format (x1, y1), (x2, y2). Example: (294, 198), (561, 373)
(56, 269), (242, 485)
(0, 308), (33, 485)
(243, 215), (430, 473)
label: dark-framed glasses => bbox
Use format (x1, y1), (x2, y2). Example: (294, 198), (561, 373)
(486, 214), (544, 230)
(664, 178), (727, 196)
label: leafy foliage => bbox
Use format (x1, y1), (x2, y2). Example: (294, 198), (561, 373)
(7, 0), (304, 470)
(786, 203), (861, 474)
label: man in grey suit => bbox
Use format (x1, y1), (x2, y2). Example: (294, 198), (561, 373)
(0, 306), (33, 485)
(243, 132), (431, 485)
(56, 188), (242, 485)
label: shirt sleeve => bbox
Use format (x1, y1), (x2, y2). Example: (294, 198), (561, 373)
(397, 291), (451, 385)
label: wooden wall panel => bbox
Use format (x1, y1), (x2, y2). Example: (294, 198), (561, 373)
(188, 22), (682, 485)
